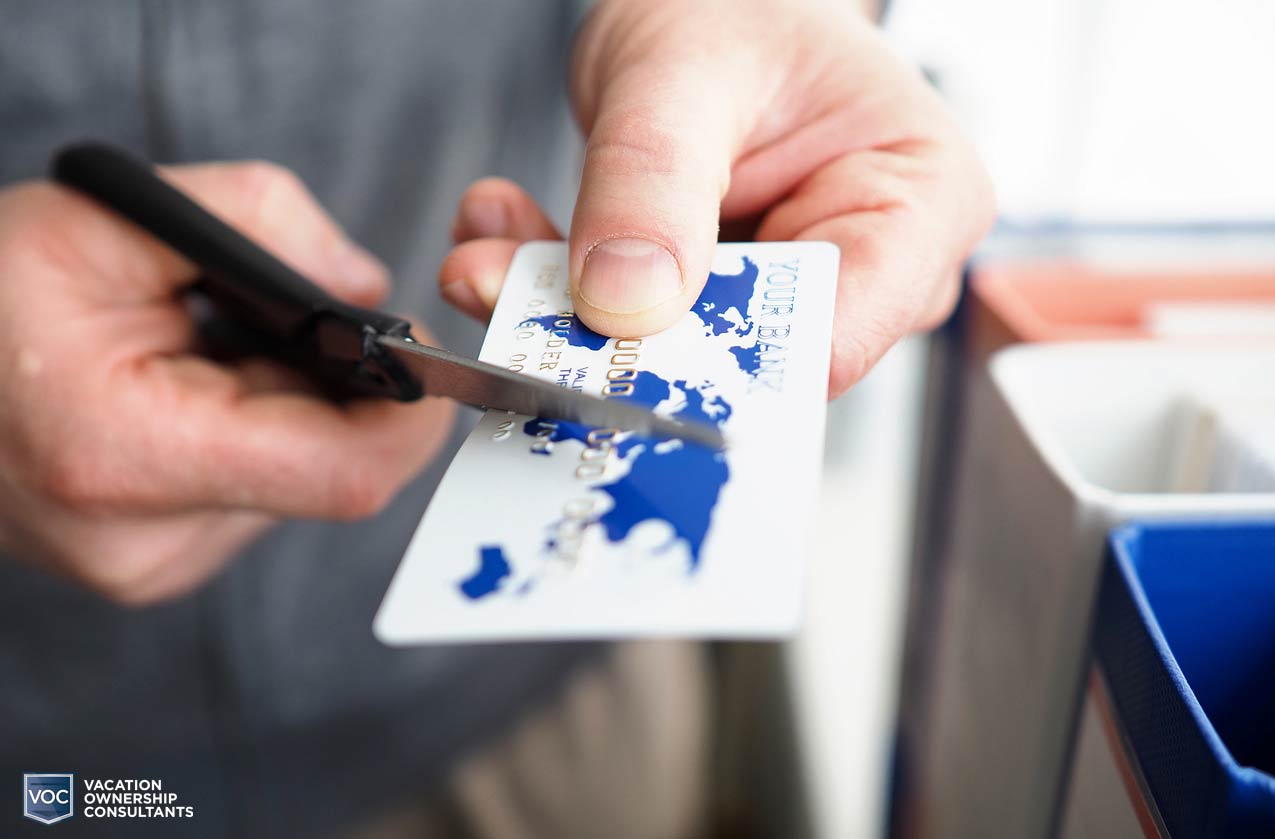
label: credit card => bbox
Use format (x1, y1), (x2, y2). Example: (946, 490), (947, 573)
(375, 241), (839, 642)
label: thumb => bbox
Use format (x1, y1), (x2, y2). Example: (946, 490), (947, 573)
(568, 47), (743, 337)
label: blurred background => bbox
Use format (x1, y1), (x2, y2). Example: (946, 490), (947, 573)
(779, 0), (1275, 837)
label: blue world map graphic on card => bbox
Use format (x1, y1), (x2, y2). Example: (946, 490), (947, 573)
(457, 257), (766, 601)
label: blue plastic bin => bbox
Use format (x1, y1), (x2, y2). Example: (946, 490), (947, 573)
(1064, 522), (1275, 838)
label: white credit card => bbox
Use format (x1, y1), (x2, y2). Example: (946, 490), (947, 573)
(375, 241), (838, 643)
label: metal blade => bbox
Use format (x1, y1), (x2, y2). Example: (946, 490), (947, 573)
(379, 336), (726, 450)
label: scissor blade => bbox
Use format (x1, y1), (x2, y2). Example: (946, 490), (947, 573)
(379, 336), (726, 450)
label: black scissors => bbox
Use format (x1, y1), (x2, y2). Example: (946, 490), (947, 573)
(51, 142), (724, 450)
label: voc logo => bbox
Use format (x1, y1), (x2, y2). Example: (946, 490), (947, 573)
(23, 773), (74, 825)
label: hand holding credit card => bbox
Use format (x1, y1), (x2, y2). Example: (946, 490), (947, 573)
(376, 241), (839, 642)
(51, 143), (720, 449)
(48, 142), (838, 638)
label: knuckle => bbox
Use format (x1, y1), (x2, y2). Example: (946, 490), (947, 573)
(829, 328), (878, 396)
(584, 114), (730, 210)
(915, 273), (963, 332)
(240, 159), (298, 192)
(56, 539), (165, 606)
(587, 115), (681, 178)
(934, 138), (998, 242)
(437, 246), (467, 289)
(896, 182), (934, 219)
(464, 176), (516, 201)
(36, 445), (143, 513)
(830, 307), (909, 396)
(81, 561), (154, 606)
(589, 103), (728, 185)
(330, 461), (393, 520)
(39, 450), (110, 509)
(237, 160), (308, 223)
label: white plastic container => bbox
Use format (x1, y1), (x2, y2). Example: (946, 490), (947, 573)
(910, 342), (1275, 839)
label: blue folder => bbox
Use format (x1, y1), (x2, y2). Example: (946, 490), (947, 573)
(1093, 521), (1275, 838)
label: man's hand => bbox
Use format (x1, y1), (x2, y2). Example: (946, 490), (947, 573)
(441, 0), (994, 396)
(0, 163), (453, 604)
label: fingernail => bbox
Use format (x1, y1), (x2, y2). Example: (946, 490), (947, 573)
(579, 238), (683, 314)
(334, 240), (391, 297)
(460, 196), (507, 240)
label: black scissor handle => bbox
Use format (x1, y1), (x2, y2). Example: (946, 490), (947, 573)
(51, 141), (423, 401)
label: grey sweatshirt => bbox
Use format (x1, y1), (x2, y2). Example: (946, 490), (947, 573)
(0, 2), (599, 836)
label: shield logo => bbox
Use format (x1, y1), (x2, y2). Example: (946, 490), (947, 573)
(23, 773), (74, 825)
